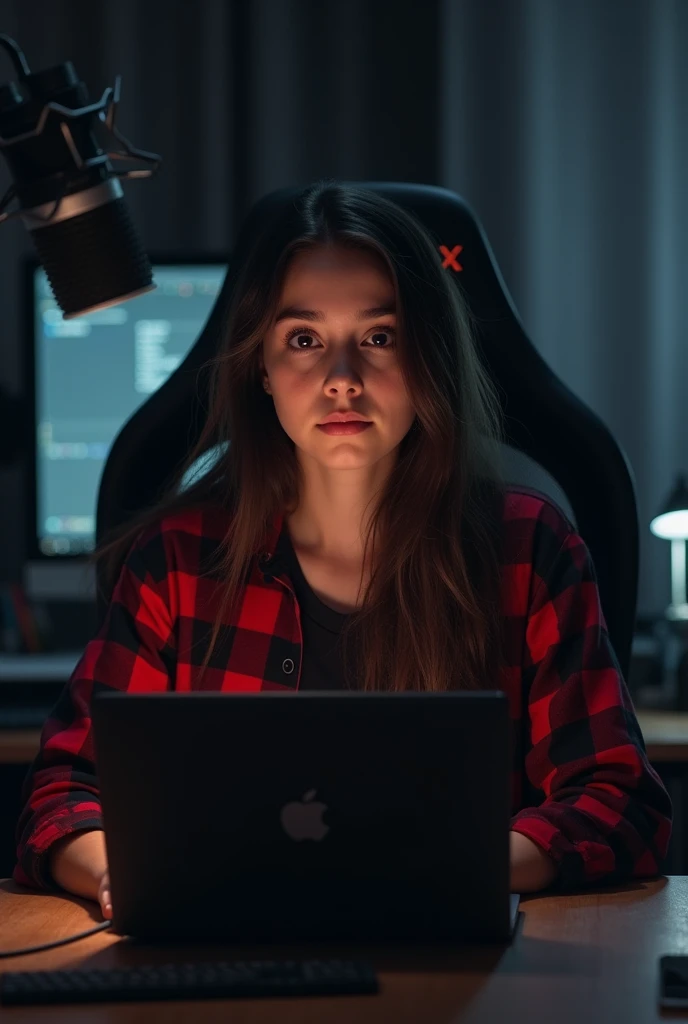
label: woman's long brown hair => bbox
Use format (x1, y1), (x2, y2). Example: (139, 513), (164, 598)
(94, 179), (508, 691)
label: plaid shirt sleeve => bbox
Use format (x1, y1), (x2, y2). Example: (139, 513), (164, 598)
(13, 528), (175, 892)
(510, 509), (673, 890)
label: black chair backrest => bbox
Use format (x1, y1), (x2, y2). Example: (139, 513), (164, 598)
(96, 182), (639, 679)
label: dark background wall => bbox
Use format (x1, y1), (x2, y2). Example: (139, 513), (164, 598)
(0, 0), (686, 616)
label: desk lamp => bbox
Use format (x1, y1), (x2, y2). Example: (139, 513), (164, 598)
(650, 473), (688, 621)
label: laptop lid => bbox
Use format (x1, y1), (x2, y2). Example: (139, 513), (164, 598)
(92, 690), (518, 944)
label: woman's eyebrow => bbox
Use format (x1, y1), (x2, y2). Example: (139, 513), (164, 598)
(274, 302), (396, 324)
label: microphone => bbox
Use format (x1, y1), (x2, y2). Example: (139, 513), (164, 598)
(0, 34), (161, 319)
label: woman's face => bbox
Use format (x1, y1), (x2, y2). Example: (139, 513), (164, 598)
(261, 245), (417, 470)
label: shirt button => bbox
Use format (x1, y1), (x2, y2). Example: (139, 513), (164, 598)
(282, 658), (295, 674)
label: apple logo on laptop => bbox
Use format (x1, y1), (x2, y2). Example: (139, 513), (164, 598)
(280, 789), (329, 841)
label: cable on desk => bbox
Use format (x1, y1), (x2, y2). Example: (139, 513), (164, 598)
(0, 920), (113, 958)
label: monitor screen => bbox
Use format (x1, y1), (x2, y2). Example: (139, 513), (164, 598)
(31, 261), (228, 556)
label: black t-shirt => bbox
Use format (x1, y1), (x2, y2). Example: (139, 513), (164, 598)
(273, 523), (355, 690)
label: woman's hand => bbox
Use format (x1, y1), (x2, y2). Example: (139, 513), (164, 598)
(48, 829), (110, 915)
(509, 830), (559, 893)
(98, 869), (112, 920)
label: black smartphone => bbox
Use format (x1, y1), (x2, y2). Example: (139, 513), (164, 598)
(659, 955), (688, 1009)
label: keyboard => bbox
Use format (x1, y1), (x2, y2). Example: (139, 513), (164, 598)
(0, 958), (379, 1005)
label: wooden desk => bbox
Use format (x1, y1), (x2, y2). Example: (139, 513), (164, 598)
(0, 730), (41, 765)
(636, 710), (688, 762)
(0, 876), (683, 1021)
(3, 710), (688, 764)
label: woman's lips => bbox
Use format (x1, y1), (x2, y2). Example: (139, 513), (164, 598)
(316, 422), (373, 435)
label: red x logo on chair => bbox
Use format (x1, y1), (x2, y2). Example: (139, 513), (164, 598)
(439, 244), (463, 271)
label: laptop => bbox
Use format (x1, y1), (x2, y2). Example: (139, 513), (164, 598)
(91, 690), (521, 944)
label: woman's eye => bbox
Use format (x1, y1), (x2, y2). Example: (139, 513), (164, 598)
(283, 327), (396, 350)
(369, 331), (395, 347)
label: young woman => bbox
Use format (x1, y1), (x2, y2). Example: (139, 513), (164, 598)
(14, 180), (672, 921)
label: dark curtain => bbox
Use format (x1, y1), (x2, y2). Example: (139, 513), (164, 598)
(0, 0), (685, 616)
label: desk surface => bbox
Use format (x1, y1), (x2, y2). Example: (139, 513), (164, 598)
(3, 709), (688, 764)
(0, 875), (682, 1022)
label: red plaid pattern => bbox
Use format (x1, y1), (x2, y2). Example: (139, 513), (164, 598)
(13, 486), (672, 891)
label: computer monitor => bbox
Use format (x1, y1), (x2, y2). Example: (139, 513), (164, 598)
(24, 257), (228, 592)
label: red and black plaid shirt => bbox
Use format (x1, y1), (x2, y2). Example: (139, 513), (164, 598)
(13, 486), (672, 892)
